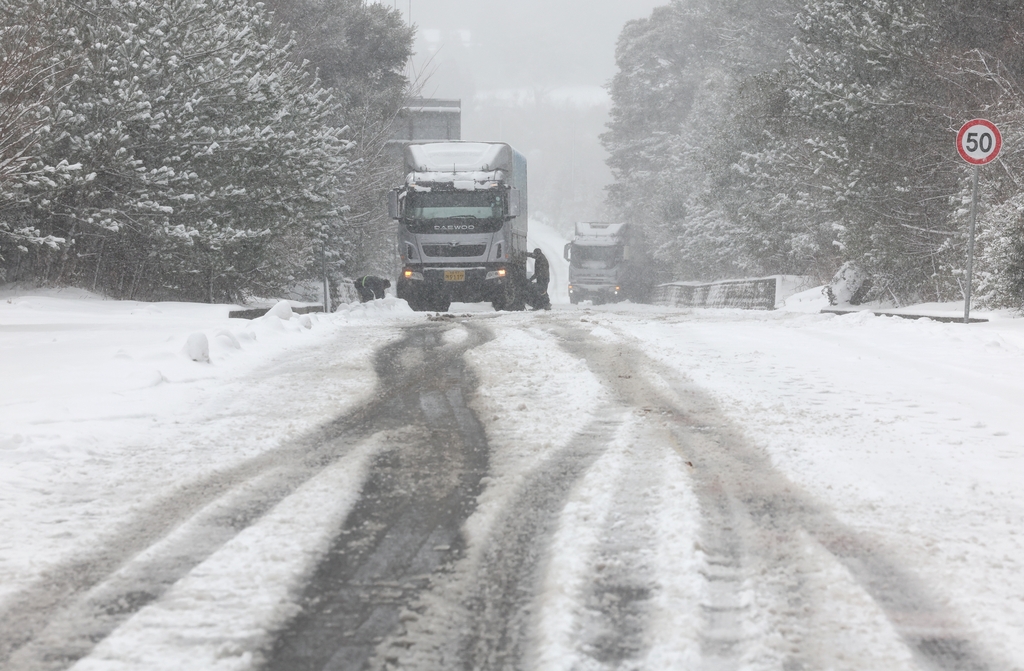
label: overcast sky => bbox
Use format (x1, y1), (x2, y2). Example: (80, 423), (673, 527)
(389, 0), (666, 101)
(371, 0), (668, 226)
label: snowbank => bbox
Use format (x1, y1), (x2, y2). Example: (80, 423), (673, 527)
(0, 288), (416, 609)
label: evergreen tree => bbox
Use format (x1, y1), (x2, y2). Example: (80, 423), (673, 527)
(602, 0), (799, 280)
(1, 0), (358, 301)
(603, 0), (1024, 305)
(263, 0), (414, 280)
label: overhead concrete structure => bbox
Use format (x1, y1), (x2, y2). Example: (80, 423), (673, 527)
(387, 98), (462, 161)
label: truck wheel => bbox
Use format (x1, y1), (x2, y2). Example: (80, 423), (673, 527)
(507, 278), (527, 311)
(509, 290), (526, 311)
(492, 280), (523, 312)
(397, 280), (420, 311)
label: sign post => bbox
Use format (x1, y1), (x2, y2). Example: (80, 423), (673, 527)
(956, 119), (1002, 323)
(322, 240), (332, 314)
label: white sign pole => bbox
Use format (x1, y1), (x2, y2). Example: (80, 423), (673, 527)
(964, 165), (979, 324)
(322, 241), (332, 314)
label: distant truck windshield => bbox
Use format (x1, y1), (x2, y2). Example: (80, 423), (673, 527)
(570, 246), (622, 270)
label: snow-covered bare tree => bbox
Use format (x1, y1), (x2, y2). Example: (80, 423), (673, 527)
(0, 13), (79, 280)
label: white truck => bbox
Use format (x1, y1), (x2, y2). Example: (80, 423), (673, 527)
(564, 222), (649, 304)
(389, 142), (528, 312)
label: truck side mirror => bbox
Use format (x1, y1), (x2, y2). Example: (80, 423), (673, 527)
(564, 242), (571, 261)
(507, 189), (521, 217)
(387, 190), (400, 220)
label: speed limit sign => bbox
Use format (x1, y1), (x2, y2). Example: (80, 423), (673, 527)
(957, 118), (1002, 323)
(957, 119), (1002, 165)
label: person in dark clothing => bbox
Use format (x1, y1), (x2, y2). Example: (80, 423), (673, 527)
(526, 248), (551, 310)
(354, 276), (391, 302)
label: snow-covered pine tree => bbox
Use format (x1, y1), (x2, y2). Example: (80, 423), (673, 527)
(770, 0), (966, 302)
(672, 0), (808, 280)
(602, 0), (799, 281)
(4, 0), (356, 301)
(602, 2), (721, 281)
(104, 0), (354, 301)
(263, 0), (413, 283)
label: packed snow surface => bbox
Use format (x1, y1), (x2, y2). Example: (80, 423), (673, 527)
(2, 282), (1024, 669)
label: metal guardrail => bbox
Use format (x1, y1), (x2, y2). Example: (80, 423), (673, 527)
(228, 305), (325, 320)
(820, 308), (988, 323)
(653, 278), (778, 311)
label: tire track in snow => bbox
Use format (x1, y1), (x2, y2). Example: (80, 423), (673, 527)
(0, 321), (492, 671)
(558, 322), (999, 671)
(375, 320), (705, 671)
(373, 409), (624, 671)
(532, 414), (704, 671)
(264, 322), (494, 671)
(532, 417), (646, 670)
(455, 412), (623, 670)
(69, 429), (395, 671)
(363, 323), (619, 670)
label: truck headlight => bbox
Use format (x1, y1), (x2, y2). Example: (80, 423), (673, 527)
(403, 268), (424, 281)
(485, 268), (507, 280)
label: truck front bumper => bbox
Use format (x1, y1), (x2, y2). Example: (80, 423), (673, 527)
(400, 265), (509, 303)
(568, 283), (621, 303)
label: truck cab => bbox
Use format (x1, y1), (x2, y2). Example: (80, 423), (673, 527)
(389, 143), (528, 312)
(564, 222), (647, 304)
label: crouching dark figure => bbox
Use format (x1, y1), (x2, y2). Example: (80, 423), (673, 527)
(354, 276), (391, 302)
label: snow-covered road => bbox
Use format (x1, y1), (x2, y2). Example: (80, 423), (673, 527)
(2, 287), (1023, 670)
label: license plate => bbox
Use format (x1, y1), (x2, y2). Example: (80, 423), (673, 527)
(444, 270), (465, 282)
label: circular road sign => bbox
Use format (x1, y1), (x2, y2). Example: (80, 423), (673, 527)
(957, 119), (1002, 165)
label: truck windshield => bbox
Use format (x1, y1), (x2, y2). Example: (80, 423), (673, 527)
(403, 190), (505, 233)
(571, 245), (621, 269)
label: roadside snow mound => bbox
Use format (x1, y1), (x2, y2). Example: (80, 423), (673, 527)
(266, 300), (294, 320)
(825, 262), (871, 305)
(183, 333), (210, 363)
(336, 296), (415, 318)
(779, 285), (831, 313)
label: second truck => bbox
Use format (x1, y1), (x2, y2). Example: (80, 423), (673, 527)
(389, 142), (528, 312)
(564, 222), (650, 304)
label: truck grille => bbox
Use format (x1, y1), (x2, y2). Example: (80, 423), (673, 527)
(422, 244), (487, 258)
